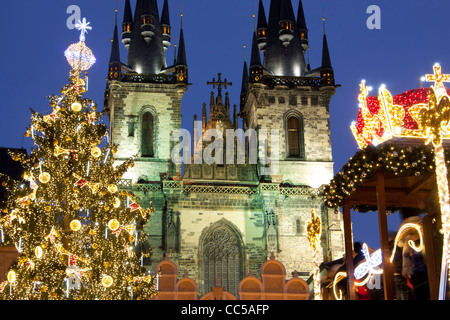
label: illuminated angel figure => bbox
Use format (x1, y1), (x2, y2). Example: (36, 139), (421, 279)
(354, 244), (383, 285)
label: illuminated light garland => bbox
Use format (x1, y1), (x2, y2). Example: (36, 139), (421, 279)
(307, 209), (322, 300)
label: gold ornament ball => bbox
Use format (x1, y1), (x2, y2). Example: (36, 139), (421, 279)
(91, 147), (102, 158)
(102, 275), (114, 288)
(108, 219), (120, 231)
(70, 219), (82, 232)
(108, 184), (118, 193)
(71, 102), (83, 112)
(35, 246), (43, 259)
(7, 270), (16, 284)
(39, 172), (51, 184)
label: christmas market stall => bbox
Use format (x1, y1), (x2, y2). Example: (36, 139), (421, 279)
(321, 65), (450, 300)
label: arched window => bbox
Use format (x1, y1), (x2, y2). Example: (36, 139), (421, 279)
(201, 225), (243, 297)
(286, 114), (305, 159)
(142, 112), (154, 158)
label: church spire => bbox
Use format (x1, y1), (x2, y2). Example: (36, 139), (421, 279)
(321, 18), (332, 70)
(256, 0), (268, 54)
(321, 18), (334, 85)
(108, 7), (122, 81)
(161, 0), (171, 51)
(121, 0), (133, 49)
(262, 0), (307, 77)
(249, 31), (263, 82)
(240, 47), (249, 109)
(127, 0), (167, 75)
(297, 0), (309, 52)
(175, 12), (188, 83)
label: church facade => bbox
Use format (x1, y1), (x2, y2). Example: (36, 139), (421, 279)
(104, 0), (345, 297)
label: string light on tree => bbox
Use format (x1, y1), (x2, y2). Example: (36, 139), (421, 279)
(0, 17), (156, 300)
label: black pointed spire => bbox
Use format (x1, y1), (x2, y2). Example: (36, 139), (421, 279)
(257, 0), (268, 30)
(297, 0), (309, 52)
(256, 0), (268, 53)
(109, 10), (121, 64)
(161, 0), (171, 51)
(241, 60), (249, 96)
(123, 0), (133, 25)
(263, 0), (307, 77)
(161, 0), (170, 25)
(250, 32), (262, 68)
(249, 31), (263, 82)
(321, 18), (334, 85)
(108, 8), (122, 81)
(176, 15), (187, 66)
(121, 0), (133, 48)
(321, 20), (332, 70)
(127, 0), (167, 75)
(174, 13), (188, 83)
(297, 0), (307, 30)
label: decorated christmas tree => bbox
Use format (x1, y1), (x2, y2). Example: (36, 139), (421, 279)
(0, 19), (157, 300)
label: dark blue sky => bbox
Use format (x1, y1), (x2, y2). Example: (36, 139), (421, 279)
(1, 0), (450, 249)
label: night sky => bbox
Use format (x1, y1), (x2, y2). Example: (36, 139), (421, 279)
(1, 0), (450, 250)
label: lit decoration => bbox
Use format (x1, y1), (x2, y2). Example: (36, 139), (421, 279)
(69, 219), (82, 232)
(91, 147), (102, 158)
(35, 246), (43, 259)
(390, 222), (424, 263)
(332, 227), (424, 300)
(0, 20), (156, 299)
(71, 102), (83, 112)
(39, 172), (51, 184)
(307, 209), (322, 300)
(43, 107), (60, 122)
(332, 271), (347, 300)
(354, 244), (383, 285)
(101, 275), (114, 288)
(347, 64), (450, 299)
(108, 184), (118, 193)
(64, 18), (96, 73)
(107, 219), (120, 232)
(7, 270), (16, 284)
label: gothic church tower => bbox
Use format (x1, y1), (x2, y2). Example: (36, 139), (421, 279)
(240, 0), (344, 275)
(104, 0), (189, 264)
(105, 0), (188, 185)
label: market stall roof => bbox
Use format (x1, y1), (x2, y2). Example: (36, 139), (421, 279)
(321, 138), (448, 212)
